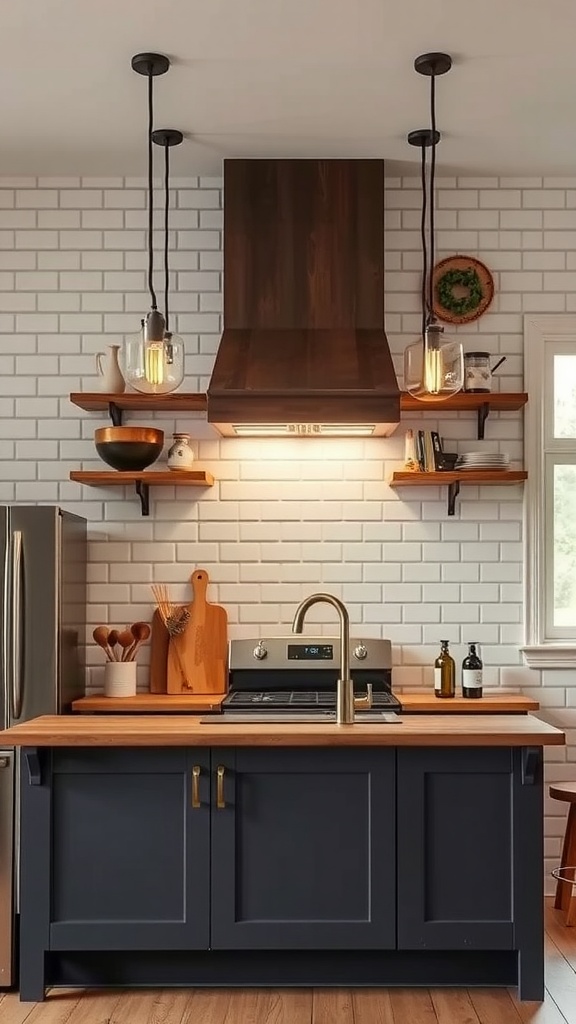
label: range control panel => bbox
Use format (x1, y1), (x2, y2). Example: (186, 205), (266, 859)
(230, 636), (392, 672)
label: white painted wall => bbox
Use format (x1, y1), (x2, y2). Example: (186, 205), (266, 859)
(0, 171), (573, 885)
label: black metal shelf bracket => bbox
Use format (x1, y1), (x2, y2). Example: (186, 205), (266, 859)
(477, 402), (490, 440)
(24, 748), (41, 786)
(135, 481), (150, 516)
(108, 402), (123, 427)
(447, 480), (460, 516)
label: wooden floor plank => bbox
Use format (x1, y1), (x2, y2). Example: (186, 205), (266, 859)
(144, 989), (192, 1024)
(312, 989), (354, 1024)
(222, 990), (273, 1024)
(0, 991), (39, 1024)
(64, 990), (124, 1024)
(351, 989), (395, 1024)
(180, 989), (232, 1024)
(540, 933), (576, 1024)
(469, 989), (530, 1024)
(108, 990), (167, 1024)
(389, 989), (437, 1024)
(507, 989), (568, 1024)
(265, 989), (313, 1024)
(546, 905), (576, 972)
(20, 991), (82, 1024)
(430, 989), (481, 1024)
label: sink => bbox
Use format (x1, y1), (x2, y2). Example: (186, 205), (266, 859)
(200, 712), (402, 725)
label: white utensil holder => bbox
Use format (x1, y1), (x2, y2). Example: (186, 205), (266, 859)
(104, 661), (137, 697)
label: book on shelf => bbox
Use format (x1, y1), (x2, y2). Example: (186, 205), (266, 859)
(416, 430), (445, 472)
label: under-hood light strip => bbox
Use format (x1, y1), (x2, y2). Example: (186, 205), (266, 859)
(232, 424), (376, 437)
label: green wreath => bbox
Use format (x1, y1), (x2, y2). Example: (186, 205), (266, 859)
(436, 267), (484, 316)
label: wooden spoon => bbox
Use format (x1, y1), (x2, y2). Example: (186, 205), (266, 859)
(125, 621), (151, 663)
(117, 628), (135, 662)
(108, 629), (120, 662)
(92, 625), (114, 662)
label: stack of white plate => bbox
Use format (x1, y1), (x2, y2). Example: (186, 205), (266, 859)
(456, 452), (510, 471)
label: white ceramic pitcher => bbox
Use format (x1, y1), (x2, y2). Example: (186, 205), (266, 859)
(95, 345), (126, 394)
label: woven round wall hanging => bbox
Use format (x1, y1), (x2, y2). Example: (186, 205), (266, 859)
(432, 255), (494, 325)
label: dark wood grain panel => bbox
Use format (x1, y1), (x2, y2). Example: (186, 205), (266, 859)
(223, 160), (384, 331)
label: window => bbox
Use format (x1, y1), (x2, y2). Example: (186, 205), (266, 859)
(524, 315), (576, 666)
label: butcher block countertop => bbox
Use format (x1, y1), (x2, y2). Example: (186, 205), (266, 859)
(71, 692), (539, 713)
(0, 713), (563, 747)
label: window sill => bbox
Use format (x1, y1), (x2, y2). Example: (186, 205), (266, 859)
(521, 645), (576, 669)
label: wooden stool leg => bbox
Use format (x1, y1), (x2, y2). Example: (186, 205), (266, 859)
(555, 804), (576, 917)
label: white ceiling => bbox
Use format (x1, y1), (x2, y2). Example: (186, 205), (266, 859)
(2, 0), (576, 178)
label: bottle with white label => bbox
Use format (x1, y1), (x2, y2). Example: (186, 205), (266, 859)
(434, 640), (455, 698)
(462, 643), (483, 698)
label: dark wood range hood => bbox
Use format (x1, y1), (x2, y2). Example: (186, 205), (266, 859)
(206, 159), (400, 437)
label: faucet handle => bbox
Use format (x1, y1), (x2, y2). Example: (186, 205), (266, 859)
(354, 683), (373, 710)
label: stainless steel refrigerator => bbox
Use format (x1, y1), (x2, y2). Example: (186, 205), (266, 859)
(0, 506), (86, 986)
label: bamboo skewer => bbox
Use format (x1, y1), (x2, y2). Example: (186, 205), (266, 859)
(150, 584), (190, 684)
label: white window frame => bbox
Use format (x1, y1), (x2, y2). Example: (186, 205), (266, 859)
(523, 314), (576, 667)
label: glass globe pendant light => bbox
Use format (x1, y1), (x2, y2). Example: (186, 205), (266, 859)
(403, 53), (464, 402)
(124, 54), (184, 395)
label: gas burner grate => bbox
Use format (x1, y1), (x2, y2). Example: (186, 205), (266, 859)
(223, 690), (401, 712)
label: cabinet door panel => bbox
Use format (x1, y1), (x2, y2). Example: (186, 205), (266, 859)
(211, 747), (395, 949)
(49, 748), (210, 950)
(397, 747), (514, 950)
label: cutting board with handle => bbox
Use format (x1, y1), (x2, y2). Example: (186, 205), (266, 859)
(166, 568), (228, 694)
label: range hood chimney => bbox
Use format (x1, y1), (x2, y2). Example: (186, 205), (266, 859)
(207, 159), (400, 437)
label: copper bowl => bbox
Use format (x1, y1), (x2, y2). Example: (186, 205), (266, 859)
(94, 427), (164, 471)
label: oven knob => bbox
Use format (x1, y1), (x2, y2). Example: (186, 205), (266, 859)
(353, 643), (368, 661)
(253, 641), (268, 661)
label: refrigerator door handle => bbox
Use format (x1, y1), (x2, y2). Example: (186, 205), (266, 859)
(10, 532), (23, 721)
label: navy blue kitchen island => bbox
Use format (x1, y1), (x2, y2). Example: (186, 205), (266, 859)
(1, 713), (564, 1002)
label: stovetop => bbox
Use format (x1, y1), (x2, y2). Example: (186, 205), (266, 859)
(223, 635), (399, 715)
(223, 689), (401, 711)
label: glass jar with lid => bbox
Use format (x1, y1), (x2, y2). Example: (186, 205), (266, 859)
(464, 351), (492, 393)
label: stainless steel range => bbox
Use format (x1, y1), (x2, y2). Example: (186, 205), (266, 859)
(220, 636), (400, 720)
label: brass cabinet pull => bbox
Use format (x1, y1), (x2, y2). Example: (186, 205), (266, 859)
(216, 765), (226, 809)
(191, 765), (201, 808)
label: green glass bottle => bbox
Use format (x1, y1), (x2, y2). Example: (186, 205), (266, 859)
(434, 640), (455, 698)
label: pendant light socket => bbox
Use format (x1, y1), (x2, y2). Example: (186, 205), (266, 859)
(407, 128), (440, 148)
(144, 309), (166, 344)
(131, 52), (170, 77)
(151, 129), (184, 148)
(414, 52), (452, 77)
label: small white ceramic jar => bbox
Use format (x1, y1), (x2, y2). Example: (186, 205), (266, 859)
(167, 433), (195, 470)
(104, 661), (137, 698)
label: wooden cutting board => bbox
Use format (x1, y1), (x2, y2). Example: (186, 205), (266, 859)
(166, 569), (228, 694)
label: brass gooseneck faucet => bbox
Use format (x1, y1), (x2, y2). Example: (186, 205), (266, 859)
(292, 594), (371, 725)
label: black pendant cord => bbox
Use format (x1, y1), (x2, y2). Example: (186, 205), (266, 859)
(163, 140), (170, 334)
(420, 143), (428, 339)
(147, 71), (158, 312)
(428, 73), (437, 324)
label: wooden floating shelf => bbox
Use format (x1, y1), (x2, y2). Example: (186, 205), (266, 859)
(400, 392), (528, 441)
(69, 392), (207, 426)
(389, 470), (528, 516)
(399, 392), (528, 413)
(69, 470), (214, 516)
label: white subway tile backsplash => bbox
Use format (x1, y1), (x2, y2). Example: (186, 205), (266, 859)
(4, 173), (573, 856)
